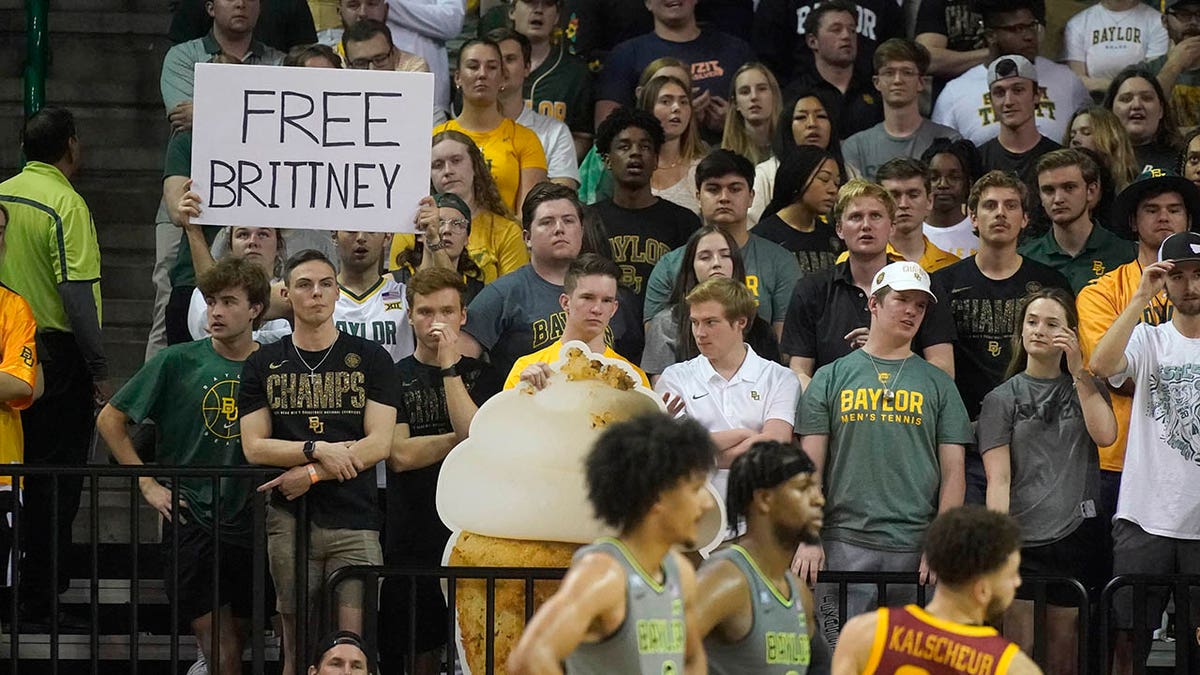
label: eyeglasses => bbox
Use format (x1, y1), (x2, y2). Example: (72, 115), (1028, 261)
(989, 20), (1043, 36)
(438, 218), (469, 232)
(348, 49), (393, 70)
(1169, 8), (1200, 24)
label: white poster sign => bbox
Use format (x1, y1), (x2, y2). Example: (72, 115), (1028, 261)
(190, 62), (433, 233)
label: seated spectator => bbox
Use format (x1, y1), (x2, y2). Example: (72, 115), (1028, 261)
(168, 0), (316, 53)
(389, 131), (530, 284)
(637, 74), (709, 214)
(842, 38), (960, 182)
(795, 260), (970, 642)
(283, 42), (342, 67)
(754, 145), (845, 275)
(381, 268), (497, 675)
(434, 38), (548, 216)
(720, 62), (782, 166)
(782, 179), (956, 387)
(490, 28), (581, 190)
(977, 55), (1063, 214)
(591, 107), (699, 308)
(645, 150), (801, 341)
(186, 227), (293, 343)
(749, 88), (844, 225)
(641, 225), (781, 379)
(315, 0), (386, 50)
(1184, 127), (1200, 190)
(1066, 105), (1140, 192)
(1023, 149), (1136, 292)
(914, 0), (988, 95)
(395, 193), (486, 304)
(773, 0), (884, 140)
(754, 0), (903, 95)
(920, 137), (983, 258)
(99, 257), (271, 675)
(509, 0), (595, 160)
(875, 157), (960, 273)
(1064, 0), (1168, 94)
(309, 630), (377, 675)
(978, 288), (1116, 675)
(1145, 0), (1200, 130)
(384, 0), (464, 121)
(655, 277), (798, 501)
(1105, 66), (1182, 173)
(932, 0), (1090, 146)
(506, 253), (649, 389)
(458, 182), (644, 377)
(593, 0), (754, 137)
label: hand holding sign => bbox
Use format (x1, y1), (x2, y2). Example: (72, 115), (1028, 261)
(190, 63), (434, 233)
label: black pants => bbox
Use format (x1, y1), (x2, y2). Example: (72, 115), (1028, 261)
(17, 333), (95, 615)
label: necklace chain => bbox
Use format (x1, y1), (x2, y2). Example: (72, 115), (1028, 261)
(294, 338), (336, 374)
(866, 352), (910, 401)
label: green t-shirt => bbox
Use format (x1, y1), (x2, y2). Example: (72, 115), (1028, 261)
(162, 131), (220, 288)
(0, 162), (102, 332)
(1019, 223), (1136, 294)
(109, 339), (255, 544)
(797, 349), (972, 551)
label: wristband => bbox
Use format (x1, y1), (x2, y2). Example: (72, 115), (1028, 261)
(306, 464), (319, 484)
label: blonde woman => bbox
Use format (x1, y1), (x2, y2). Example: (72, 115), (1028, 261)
(637, 74), (708, 214)
(1065, 105), (1138, 191)
(721, 62), (781, 165)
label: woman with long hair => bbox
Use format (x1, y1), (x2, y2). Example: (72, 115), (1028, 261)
(398, 192), (486, 304)
(435, 38), (548, 215)
(1065, 105), (1138, 191)
(390, 130), (529, 284)
(753, 145), (844, 275)
(185, 226), (292, 343)
(1105, 66), (1181, 173)
(721, 62), (782, 166)
(978, 288), (1116, 675)
(636, 74), (708, 214)
(641, 225), (779, 379)
(749, 88), (843, 225)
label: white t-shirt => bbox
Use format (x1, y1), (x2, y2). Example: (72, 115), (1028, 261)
(1110, 321), (1200, 539)
(186, 286), (293, 344)
(1064, 4), (1168, 81)
(334, 274), (416, 364)
(748, 156), (780, 227)
(516, 107), (580, 184)
(654, 345), (800, 501)
(923, 217), (979, 259)
(932, 57), (1092, 146)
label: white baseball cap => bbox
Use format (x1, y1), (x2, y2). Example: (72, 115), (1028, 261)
(870, 261), (937, 303)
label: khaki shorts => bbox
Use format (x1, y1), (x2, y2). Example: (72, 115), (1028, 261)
(266, 504), (382, 614)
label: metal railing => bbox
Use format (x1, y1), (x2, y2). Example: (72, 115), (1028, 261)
(1099, 574), (1200, 675)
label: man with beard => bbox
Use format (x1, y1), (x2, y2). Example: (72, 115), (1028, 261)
(692, 441), (831, 675)
(333, 230), (413, 364)
(1146, 0), (1200, 129)
(1090, 230), (1200, 674)
(832, 506), (1040, 674)
(1023, 149), (1135, 293)
(592, 107), (699, 309)
(507, 414), (714, 675)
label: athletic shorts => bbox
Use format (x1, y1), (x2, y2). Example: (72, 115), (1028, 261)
(265, 504), (382, 614)
(1017, 515), (1108, 606)
(1111, 518), (1200, 631)
(162, 516), (265, 626)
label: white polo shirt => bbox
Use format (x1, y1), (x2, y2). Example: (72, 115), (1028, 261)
(655, 345), (800, 502)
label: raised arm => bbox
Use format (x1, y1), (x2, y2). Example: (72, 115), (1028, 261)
(1090, 261), (1170, 378)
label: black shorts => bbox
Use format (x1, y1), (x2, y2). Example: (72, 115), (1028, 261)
(162, 517), (268, 626)
(1017, 515), (1108, 606)
(1111, 518), (1200, 631)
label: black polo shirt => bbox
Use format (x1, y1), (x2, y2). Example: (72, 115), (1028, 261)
(782, 63), (884, 140)
(781, 259), (957, 367)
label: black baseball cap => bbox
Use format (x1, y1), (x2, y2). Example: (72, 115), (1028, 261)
(1113, 167), (1200, 234)
(1166, 0), (1200, 10)
(1159, 231), (1200, 263)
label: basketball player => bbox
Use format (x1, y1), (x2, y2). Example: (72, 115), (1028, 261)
(832, 505), (1042, 674)
(693, 440), (832, 674)
(507, 413), (715, 675)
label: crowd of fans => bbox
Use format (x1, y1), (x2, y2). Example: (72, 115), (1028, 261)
(4, 0), (1200, 673)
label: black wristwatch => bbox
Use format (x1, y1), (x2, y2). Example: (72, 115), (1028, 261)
(303, 440), (317, 462)
(440, 364), (459, 378)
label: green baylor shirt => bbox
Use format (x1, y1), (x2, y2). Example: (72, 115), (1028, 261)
(110, 339), (255, 544)
(1019, 223), (1135, 294)
(797, 349), (972, 551)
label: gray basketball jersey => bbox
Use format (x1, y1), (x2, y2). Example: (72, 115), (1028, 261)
(565, 537), (686, 675)
(704, 545), (811, 675)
